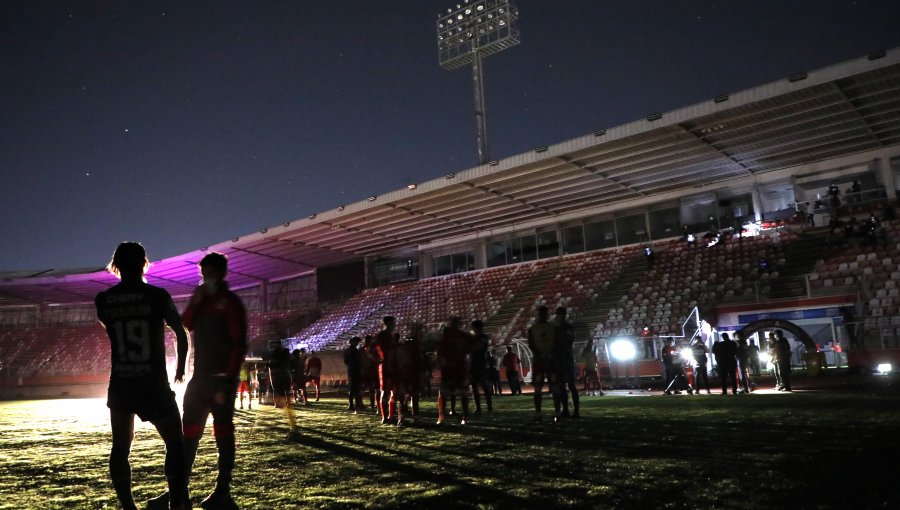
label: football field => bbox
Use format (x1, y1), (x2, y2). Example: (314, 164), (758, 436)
(0, 377), (897, 509)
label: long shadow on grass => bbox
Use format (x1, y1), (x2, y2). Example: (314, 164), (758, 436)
(289, 426), (537, 509)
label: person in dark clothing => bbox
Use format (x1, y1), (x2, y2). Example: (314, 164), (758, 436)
(469, 320), (493, 414)
(344, 337), (363, 412)
(488, 352), (502, 395)
(268, 347), (297, 438)
(661, 338), (678, 393)
(690, 338), (711, 394)
(747, 338), (761, 376)
(160, 252), (248, 510)
(735, 333), (752, 393)
(712, 333), (738, 395)
(554, 307), (580, 418)
(502, 346), (522, 396)
(774, 330), (793, 392)
(97, 242), (190, 510)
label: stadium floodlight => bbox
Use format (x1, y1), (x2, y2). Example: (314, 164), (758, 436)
(609, 339), (636, 361)
(437, 0), (520, 165)
(877, 363), (892, 375)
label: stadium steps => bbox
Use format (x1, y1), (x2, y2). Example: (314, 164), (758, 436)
(578, 255), (648, 333)
(767, 227), (832, 299)
(484, 261), (562, 342)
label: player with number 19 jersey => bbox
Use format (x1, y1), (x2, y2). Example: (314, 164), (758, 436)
(96, 281), (182, 419)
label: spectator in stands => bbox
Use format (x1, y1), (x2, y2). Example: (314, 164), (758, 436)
(373, 316), (400, 424)
(437, 316), (471, 426)
(268, 347), (297, 438)
(343, 337), (363, 413)
(395, 323), (425, 426)
(712, 333), (738, 395)
(306, 351), (322, 402)
(502, 346), (522, 396)
(582, 339), (603, 396)
(96, 242), (190, 510)
(644, 246), (656, 269)
(774, 330), (792, 392)
(179, 252), (248, 509)
(848, 180), (861, 200)
(828, 182), (841, 209)
(690, 337), (711, 394)
(469, 320), (493, 414)
(529, 306), (562, 422)
(553, 307), (580, 418)
(237, 361), (255, 410)
(291, 349), (308, 404)
(682, 224), (695, 246)
(735, 333), (752, 394)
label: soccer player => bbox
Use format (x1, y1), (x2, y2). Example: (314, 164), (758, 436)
(553, 307), (580, 418)
(373, 316), (399, 424)
(437, 316), (471, 425)
(96, 242), (190, 510)
(528, 306), (561, 422)
(291, 348), (308, 404)
(305, 350), (322, 402)
(361, 335), (380, 412)
(344, 337), (364, 412)
(581, 339), (603, 396)
(180, 252), (247, 509)
(237, 360), (255, 410)
(469, 320), (493, 414)
(395, 323), (425, 426)
(502, 345), (522, 396)
(268, 347), (298, 439)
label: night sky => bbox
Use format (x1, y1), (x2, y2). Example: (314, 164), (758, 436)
(2, 1), (899, 272)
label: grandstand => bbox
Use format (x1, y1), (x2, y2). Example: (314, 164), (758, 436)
(3, 48), (900, 393)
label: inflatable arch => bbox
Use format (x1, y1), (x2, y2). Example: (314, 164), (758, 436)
(735, 319), (819, 352)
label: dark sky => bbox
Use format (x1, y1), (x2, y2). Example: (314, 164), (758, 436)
(2, 1), (899, 272)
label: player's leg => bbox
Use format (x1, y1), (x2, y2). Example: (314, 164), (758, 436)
(567, 367), (580, 417)
(480, 375), (493, 412)
(532, 364), (545, 419)
(202, 385), (238, 508)
(471, 376), (482, 414)
(314, 378), (320, 401)
(109, 410), (138, 510)
(151, 410), (191, 509)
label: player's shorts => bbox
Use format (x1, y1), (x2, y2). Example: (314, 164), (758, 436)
(531, 357), (555, 386)
(237, 380), (251, 394)
(271, 374), (291, 395)
(107, 379), (179, 422)
(440, 367), (468, 394)
(307, 375), (321, 386)
(555, 357), (577, 383)
(182, 376), (237, 431)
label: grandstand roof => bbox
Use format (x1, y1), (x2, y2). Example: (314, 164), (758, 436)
(2, 47), (900, 306)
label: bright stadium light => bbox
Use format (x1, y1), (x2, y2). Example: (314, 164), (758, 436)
(877, 363), (892, 375)
(610, 339), (636, 361)
(437, 0), (520, 164)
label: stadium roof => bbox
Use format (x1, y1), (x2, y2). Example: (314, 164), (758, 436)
(3, 47), (900, 307)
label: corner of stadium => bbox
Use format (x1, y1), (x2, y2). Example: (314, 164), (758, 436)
(3, 47), (900, 399)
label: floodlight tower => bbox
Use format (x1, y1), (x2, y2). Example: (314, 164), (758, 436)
(437, 0), (520, 165)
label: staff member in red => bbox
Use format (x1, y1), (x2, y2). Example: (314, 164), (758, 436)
(180, 252), (247, 510)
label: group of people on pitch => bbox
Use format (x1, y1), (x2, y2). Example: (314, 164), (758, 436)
(96, 242), (248, 510)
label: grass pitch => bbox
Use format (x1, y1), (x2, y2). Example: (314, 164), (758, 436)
(0, 376), (898, 509)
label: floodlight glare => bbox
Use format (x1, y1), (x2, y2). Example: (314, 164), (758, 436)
(758, 352), (771, 364)
(610, 339), (636, 361)
(877, 363), (892, 375)
(680, 348), (692, 362)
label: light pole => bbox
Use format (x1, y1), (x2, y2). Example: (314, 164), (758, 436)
(437, 0), (520, 165)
